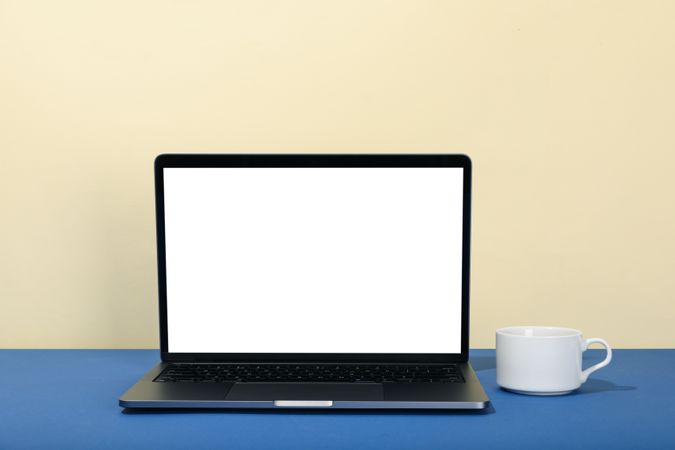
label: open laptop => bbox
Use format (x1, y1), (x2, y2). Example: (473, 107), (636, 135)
(119, 154), (489, 409)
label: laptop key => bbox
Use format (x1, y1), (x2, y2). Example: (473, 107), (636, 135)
(154, 363), (464, 384)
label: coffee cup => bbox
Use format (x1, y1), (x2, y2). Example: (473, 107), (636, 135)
(496, 326), (612, 395)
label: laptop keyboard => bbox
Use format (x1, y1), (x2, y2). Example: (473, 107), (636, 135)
(154, 363), (464, 384)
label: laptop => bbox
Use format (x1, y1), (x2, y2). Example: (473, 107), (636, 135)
(119, 153), (489, 409)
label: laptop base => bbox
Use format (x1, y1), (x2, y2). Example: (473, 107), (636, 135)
(120, 362), (490, 410)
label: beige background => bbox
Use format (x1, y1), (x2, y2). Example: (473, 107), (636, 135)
(1, 0), (674, 349)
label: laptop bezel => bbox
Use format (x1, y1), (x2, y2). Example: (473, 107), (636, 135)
(154, 154), (472, 363)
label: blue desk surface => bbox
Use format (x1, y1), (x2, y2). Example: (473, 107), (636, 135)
(0, 349), (673, 449)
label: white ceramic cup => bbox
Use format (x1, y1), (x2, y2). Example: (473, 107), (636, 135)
(496, 326), (612, 395)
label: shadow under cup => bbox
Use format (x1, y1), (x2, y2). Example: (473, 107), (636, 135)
(496, 326), (612, 396)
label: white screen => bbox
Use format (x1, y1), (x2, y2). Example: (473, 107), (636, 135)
(164, 167), (464, 353)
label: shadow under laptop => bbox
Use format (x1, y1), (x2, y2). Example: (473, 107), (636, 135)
(122, 404), (496, 416)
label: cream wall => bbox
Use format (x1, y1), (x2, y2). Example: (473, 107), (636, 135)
(1, 0), (674, 349)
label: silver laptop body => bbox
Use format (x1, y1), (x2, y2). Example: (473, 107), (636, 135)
(119, 154), (490, 410)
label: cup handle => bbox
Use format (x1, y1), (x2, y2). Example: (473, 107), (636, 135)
(580, 338), (612, 383)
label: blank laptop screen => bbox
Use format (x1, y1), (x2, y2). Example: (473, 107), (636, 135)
(163, 167), (464, 354)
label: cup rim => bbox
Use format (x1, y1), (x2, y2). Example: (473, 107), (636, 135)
(496, 326), (582, 338)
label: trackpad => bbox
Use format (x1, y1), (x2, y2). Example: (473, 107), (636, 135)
(226, 383), (384, 401)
